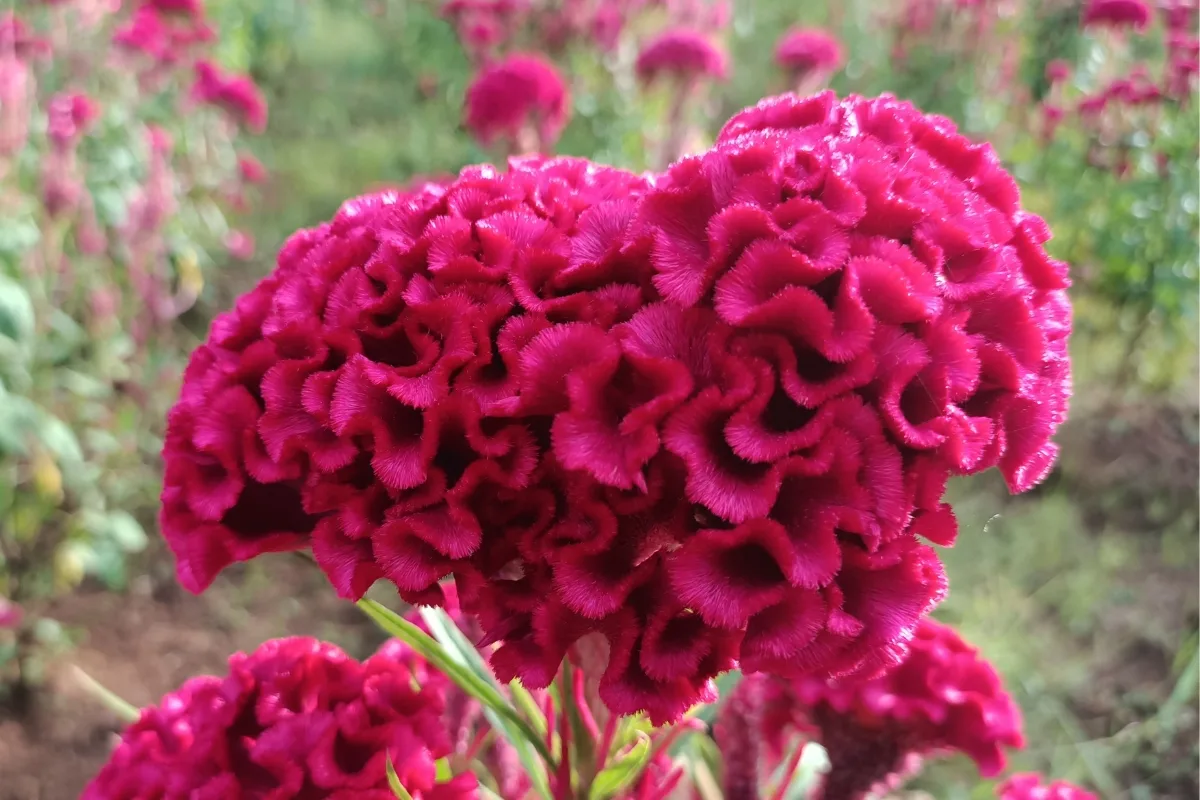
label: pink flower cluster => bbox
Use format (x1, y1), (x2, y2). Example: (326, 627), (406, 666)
(635, 28), (729, 84)
(775, 28), (843, 77)
(192, 59), (268, 133)
(82, 637), (478, 800)
(759, 618), (1024, 798)
(113, 2), (215, 66)
(463, 54), (569, 150)
(997, 774), (1098, 800)
(1081, 0), (1151, 31)
(46, 91), (100, 149)
(160, 92), (1071, 724)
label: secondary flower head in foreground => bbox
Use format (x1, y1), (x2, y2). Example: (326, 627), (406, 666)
(192, 59), (268, 133)
(997, 774), (1098, 800)
(160, 92), (1071, 724)
(82, 637), (477, 799)
(775, 28), (843, 77)
(1081, 0), (1152, 30)
(758, 618), (1024, 798)
(463, 54), (569, 151)
(635, 28), (729, 84)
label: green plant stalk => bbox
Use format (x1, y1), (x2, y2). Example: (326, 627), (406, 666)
(357, 599), (555, 765)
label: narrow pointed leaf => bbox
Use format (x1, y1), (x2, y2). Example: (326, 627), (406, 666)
(588, 731), (652, 800)
(386, 754), (415, 800)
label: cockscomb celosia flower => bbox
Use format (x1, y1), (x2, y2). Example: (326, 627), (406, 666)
(47, 92), (100, 149)
(775, 28), (843, 76)
(1044, 59), (1072, 84)
(1081, 0), (1151, 30)
(0, 12), (50, 59)
(635, 28), (728, 84)
(997, 774), (1098, 800)
(464, 54), (569, 150)
(81, 637), (479, 800)
(160, 93), (1070, 725)
(238, 153), (268, 183)
(758, 618), (1025, 799)
(192, 59), (268, 133)
(113, 5), (215, 65)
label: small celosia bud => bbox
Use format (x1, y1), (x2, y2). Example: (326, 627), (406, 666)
(635, 28), (728, 84)
(463, 54), (569, 151)
(775, 28), (843, 78)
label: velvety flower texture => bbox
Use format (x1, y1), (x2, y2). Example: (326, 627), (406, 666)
(775, 28), (843, 75)
(160, 93), (1071, 724)
(82, 637), (477, 800)
(997, 774), (1097, 800)
(464, 54), (569, 149)
(1081, 0), (1151, 30)
(759, 618), (1024, 799)
(635, 28), (728, 83)
(192, 59), (268, 133)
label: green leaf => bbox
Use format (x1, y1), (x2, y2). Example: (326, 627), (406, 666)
(385, 754), (414, 800)
(357, 599), (556, 791)
(105, 511), (149, 552)
(72, 665), (139, 724)
(416, 605), (553, 800)
(588, 731), (651, 800)
(0, 274), (34, 344)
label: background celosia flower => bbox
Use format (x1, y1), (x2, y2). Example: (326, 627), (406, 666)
(1044, 59), (1072, 85)
(463, 54), (569, 150)
(82, 637), (479, 800)
(161, 93), (1071, 725)
(0, 12), (51, 60)
(756, 618), (1024, 798)
(635, 28), (729, 84)
(113, 5), (215, 65)
(997, 773), (1098, 800)
(192, 59), (268, 133)
(47, 92), (100, 149)
(1081, 0), (1152, 30)
(775, 28), (843, 76)
(0, 598), (20, 629)
(239, 153), (268, 183)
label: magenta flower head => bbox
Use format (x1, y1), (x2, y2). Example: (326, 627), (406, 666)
(758, 618), (1024, 798)
(192, 59), (269, 133)
(0, 598), (20, 629)
(239, 153), (268, 183)
(46, 92), (100, 149)
(159, 93), (1070, 725)
(1082, 0), (1152, 30)
(1044, 59), (1072, 84)
(635, 28), (729, 84)
(775, 28), (844, 77)
(464, 54), (569, 151)
(998, 774), (1098, 800)
(82, 637), (478, 799)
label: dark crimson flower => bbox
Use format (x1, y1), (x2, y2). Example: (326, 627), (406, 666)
(635, 28), (728, 84)
(239, 154), (268, 183)
(997, 774), (1098, 800)
(1081, 0), (1151, 30)
(1044, 59), (1072, 84)
(463, 54), (570, 150)
(161, 93), (1071, 725)
(81, 637), (479, 800)
(192, 60), (268, 133)
(775, 28), (843, 76)
(757, 618), (1024, 799)
(47, 92), (100, 149)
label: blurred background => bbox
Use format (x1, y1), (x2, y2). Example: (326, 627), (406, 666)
(0, 0), (1196, 797)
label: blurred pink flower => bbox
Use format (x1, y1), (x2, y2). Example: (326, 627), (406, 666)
(146, 124), (173, 154)
(0, 12), (51, 59)
(775, 28), (843, 76)
(237, 153), (267, 183)
(47, 92), (100, 150)
(224, 229), (254, 260)
(464, 54), (569, 149)
(1082, 0), (1151, 30)
(636, 28), (728, 83)
(998, 774), (1097, 800)
(0, 598), (21, 629)
(0, 56), (31, 158)
(191, 60), (268, 133)
(113, 6), (214, 65)
(1045, 59), (1072, 84)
